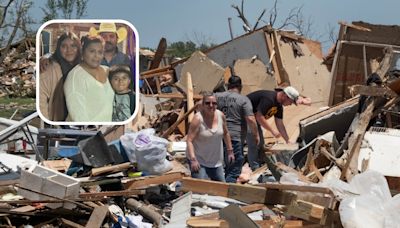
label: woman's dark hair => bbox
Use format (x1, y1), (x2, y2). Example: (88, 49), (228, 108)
(50, 32), (81, 78)
(109, 64), (134, 90)
(81, 35), (105, 54)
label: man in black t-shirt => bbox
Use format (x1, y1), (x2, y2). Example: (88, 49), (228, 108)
(246, 87), (299, 171)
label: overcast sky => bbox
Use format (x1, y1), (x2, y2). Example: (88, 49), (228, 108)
(29, 0), (400, 54)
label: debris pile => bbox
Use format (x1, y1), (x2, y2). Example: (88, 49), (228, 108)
(0, 38), (36, 98)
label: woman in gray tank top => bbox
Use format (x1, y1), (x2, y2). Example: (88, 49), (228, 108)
(186, 91), (234, 182)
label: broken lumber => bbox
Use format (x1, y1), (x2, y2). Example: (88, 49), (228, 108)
(187, 72), (194, 122)
(149, 37), (167, 70)
(344, 98), (376, 182)
(372, 95), (400, 118)
(274, 162), (312, 183)
(376, 46), (394, 79)
(91, 162), (132, 176)
(57, 218), (85, 228)
(286, 200), (342, 228)
(349, 85), (397, 98)
(123, 172), (184, 190)
(219, 203), (260, 228)
(79, 190), (145, 198)
(338, 21), (371, 31)
(256, 183), (333, 195)
(86, 206), (109, 228)
(126, 198), (162, 226)
(161, 103), (199, 138)
(340, 135), (362, 180)
(191, 204), (264, 220)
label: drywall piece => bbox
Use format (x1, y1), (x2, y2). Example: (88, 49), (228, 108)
(232, 59), (276, 96)
(206, 30), (272, 70)
(176, 51), (225, 94)
(219, 203), (260, 228)
(358, 128), (400, 177)
(17, 164), (80, 209)
(165, 191), (192, 228)
(278, 33), (330, 107)
(299, 97), (359, 144)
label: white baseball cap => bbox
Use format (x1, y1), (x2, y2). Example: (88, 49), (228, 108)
(283, 86), (299, 105)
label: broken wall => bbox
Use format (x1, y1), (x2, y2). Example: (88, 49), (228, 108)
(278, 34), (330, 107)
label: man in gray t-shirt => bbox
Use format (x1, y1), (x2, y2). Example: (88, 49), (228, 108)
(216, 76), (260, 183)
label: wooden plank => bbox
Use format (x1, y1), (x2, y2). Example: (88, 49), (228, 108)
(227, 184), (266, 204)
(0, 179), (19, 186)
(144, 94), (203, 100)
(155, 76), (161, 94)
(187, 72), (194, 122)
(219, 203), (260, 228)
(139, 71), (173, 80)
(286, 200), (342, 227)
(3, 197), (111, 204)
(140, 65), (171, 76)
(345, 98), (376, 182)
(79, 190), (145, 198)
(376, 46), (393, 79)
(161, 103), (199, 138)
(57, 218), (85, 228)
(264, 32), (281, 84)
(338, 21), (371, 32)
(256, 183), (333, 195)
(340, 135), (362, 180)
(349, 85), (397, 98)
(91, 162), (132, 176)
(149, 37), (167, 70)
(180, 177), (229, 197)
(86, 206), (108, 228)
(328, 42), (343, 106)
(191, 204), (264, 220)
(177, 108), (186, 136)
(124, 172), (183, 190)
(187, 219), (321, 228)
(272, 30), (286, 84)
(275, 162), (312, 183)
(388, 76), (400, 95)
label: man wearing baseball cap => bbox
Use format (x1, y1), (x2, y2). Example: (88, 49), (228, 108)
(246, 87), (299, 171)
(89, 23), (131, 67)
(215, 75), (260, 183)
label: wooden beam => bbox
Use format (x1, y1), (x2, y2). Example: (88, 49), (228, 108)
(177, 108), (186, 136)
(187, 72), (194, 122)
(286, 200), (342, 227)
(123, 172), (183, 190)
(0, 179), (19, 186)
(272, 30), (287, 84)
(328, 42), (343, 106)
(161, 103), (199, 138)
(144, 94), (203, 100)
(338, 24), (345, 40)
(340, 135), (362, 181)
(256, 182), (333, 195)
(180, 177), (229, 197)
(155, 76), (161, 94)
(264, 32), (281, 84)
(376, 46), (394, 79)
(2, 197), (111, 204)
(349, 85), (397, 98)
(338, 21), (371, 32)
(79, 190), (145, 198)
(91, 162), (132, 176)
(140, 65), (172, 76)
(227, 184), (267, 204)
(275, 162), (312, 183)
(57, 218), (85, 228)
(372, 95), (400, 118)
(139, 71), (173, 80)
(86, 206), (108, 228)
(149, 37), (167, 70)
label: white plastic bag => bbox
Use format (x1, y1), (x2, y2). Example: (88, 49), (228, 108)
(133, 129), (173, 175)
(120, 129), (155, 163)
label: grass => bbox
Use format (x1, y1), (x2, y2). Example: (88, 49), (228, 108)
(0, 97), (36, 120)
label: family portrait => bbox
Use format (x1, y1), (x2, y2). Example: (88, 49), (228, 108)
(38, 21), (137, 123)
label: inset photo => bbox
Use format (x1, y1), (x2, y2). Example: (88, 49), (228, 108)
(37, 20), (139, 125)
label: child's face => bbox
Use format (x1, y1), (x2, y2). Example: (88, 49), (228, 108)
(110, 72), (131, 94)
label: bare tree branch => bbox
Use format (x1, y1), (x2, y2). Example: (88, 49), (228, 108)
(253, 8), (266, 31)
(0, 0), (14, 28)
(325, 22), (337, 44)
(231, 3), (251, 31)
(269, 0), (278, 27)
(278, 6), (301, 30)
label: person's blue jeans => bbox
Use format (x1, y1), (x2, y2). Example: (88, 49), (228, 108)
(223, 140), (244, 183)
(187, 158), (226, 182)
(246, 123), (265, 171)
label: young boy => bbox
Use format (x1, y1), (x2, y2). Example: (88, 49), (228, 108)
(109, 65), (136, 122)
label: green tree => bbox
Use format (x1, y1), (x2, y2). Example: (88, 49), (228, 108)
(40, 0), (89, 23)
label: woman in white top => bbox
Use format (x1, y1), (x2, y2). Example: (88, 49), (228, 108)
(64, 35), (114, 122)
(186, 91), (234, 182)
